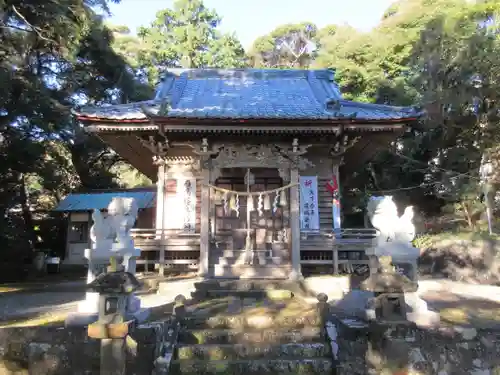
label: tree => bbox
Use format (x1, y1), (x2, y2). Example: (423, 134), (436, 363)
(248, 22), (317, 68)
(0, 0), (154, 278)
(307, 0), (500, 224)
(137, 0), (246, 79)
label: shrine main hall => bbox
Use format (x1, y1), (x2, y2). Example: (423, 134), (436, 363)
(73, 68), (421, 279)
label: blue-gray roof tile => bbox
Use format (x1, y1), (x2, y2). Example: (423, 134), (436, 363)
(75, 69), (420, 122)
(54, 191), (156, 212)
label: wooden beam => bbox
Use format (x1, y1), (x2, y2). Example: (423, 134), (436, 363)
(289, 167), (301, 280)
(332, 164), (341, 275)
(199, 167), (210, 277)
(155, 160), (166, 276)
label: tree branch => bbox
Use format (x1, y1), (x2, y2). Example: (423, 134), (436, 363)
(10, 5), (57, 43)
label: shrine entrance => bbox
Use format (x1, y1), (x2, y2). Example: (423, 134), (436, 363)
(195, 141), (312, 279)
(212, 168), (290, 268)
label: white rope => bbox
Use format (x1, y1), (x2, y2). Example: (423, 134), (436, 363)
(204, 182), (298, 196)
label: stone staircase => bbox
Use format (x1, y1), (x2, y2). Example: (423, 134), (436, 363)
(169, 280), (335, 374)
(209, 237), (292, 278)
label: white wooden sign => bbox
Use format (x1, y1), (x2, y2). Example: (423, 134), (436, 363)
(164, 179), (197, 231)
(299, 176), (320, 232)
(179, 178), (197, 233)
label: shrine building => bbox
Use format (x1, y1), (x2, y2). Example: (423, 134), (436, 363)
(73, 68), (421, 279)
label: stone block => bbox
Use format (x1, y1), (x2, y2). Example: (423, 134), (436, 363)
(176, 343), (329, 361)
(303, 275), (350, 301)
(266, 289), (293, 300)
(177, 327), (323, 345)
(170, 358), (334, 375)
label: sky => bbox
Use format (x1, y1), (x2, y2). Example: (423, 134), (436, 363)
(108, 0), (396, 49)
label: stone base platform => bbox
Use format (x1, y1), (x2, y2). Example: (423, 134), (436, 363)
(209, 264), (292, 279)
(64, 308), (151, 327)
(168, 279), (335, 375)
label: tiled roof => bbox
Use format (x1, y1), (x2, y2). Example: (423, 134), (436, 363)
(75, 69), (420, 122)
(53, 190), (156, 211)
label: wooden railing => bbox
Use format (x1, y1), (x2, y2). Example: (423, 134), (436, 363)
(131, 228), (200, 273)
(300, 228), (377, 274)
(130, 227), (377, 275)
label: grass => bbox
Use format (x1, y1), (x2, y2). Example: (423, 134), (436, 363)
(414, 229), (500, 250)
(0, 286), (24, 294)
(439, 306), (500, 328)
(0, 312), (68, 328)
(0, 299), (175, 328)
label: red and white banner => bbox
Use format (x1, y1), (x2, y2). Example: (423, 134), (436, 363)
(326, 171), (341, 231)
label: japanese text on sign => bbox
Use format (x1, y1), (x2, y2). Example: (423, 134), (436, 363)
(181, 179), (197, 233)
(299, 176), (320, 232)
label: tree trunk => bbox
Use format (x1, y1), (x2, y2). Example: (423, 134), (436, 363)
(462, 201), (474, 230)
(19, 172), (37, 251)
(485, 188), (495, 234)
(368, 163), (381, 190)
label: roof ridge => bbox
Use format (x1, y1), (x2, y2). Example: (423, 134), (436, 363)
(74, 187), (156, 194)
(339, 99), (419, 114)
(170, 68), (333, 80)
(306, 69), (343, 113)
(169, 73), (189, 108)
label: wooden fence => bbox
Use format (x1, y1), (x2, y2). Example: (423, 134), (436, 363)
(131, 227), (377, 275)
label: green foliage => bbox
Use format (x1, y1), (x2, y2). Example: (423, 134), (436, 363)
(0, 0), (151, 271)
(111, 162), (152, 188)
(248, 22), (317, 68)
(136, 0), (246, 79)
(414, 230), (500, 250)
(3, 0), (500, 275)
(311, 0), (500, 221)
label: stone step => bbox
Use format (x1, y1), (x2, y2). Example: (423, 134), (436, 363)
(193, 280), (314, 300)
(182, 314), (322, 330)
(214, 256), (282, 267)
(194, 279), (293, 291)
(211, 248), (289, 259)
(210, 264), (291, 279)
(176, 342), (330, 360)
(157, 278), (199, 296)
(191, 288), (293, 300)
(178, 327), (323, 345)
(169, 358), (333, 375)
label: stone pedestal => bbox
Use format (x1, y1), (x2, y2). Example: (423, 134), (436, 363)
(66, 197), (151, 327)
(361, 255), (418, 323)
(365, 196), (440, 327)
(365, 245), (439, 327)
(78, 247), (112, 314)
(66, 247), (150, 326)
(365, 241), (419, 282)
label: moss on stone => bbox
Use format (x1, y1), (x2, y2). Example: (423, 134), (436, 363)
(266, 289), (293, 301)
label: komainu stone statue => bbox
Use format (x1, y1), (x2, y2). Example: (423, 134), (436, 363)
(108, 197), (139, 251)
(89, 197), (139, 253)
(364, 196), (440, 326)
(366, 195), (416, 247)
(365, 195), (419, 277)
(89, 209), (112, 250)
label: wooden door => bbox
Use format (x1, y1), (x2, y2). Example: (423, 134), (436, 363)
(214, 169), (286, 253)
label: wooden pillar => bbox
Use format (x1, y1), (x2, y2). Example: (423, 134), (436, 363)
(332, 163), (341, 275)
(289, 167), (302, 280)
(199, 167), (210, 277)
(332, 164), (342, 231)
(155, 160), (166, 276)
(193, 139), (218, 279)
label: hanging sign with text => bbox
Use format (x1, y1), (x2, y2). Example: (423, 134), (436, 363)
(300, 176), (320, 232)
(179, 178), (197, 233)
(326, 169), (342, 232)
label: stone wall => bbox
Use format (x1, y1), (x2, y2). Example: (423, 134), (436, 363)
(419, 238), (500, 285)
(0, 320), (175, 375)
(328, 317), (500, 375)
